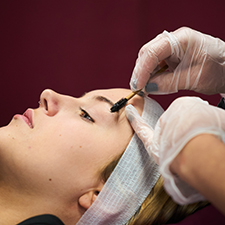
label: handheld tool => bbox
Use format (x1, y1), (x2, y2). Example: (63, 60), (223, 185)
(110, 65), (168, 113)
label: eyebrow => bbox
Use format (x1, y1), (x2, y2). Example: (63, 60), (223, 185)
(93, 95), (114, 107)
(94, 96), (122, 115)
(81, 93), (119, 113)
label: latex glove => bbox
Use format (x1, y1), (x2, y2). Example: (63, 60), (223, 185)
(125, 97), (225, 204)
(124, 103), (160, 164)
(130, 27), (225, 95)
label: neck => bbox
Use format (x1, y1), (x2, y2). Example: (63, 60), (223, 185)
(0, 185), (50, 224)
(0, 184), (83, 225)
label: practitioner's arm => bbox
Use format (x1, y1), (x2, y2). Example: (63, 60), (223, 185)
(125, 96), (225, 212)
(171, 133), (225, 216)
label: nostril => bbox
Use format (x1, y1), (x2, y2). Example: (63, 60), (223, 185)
(94, 191), (100, 196)
(44, 99), (48, 111)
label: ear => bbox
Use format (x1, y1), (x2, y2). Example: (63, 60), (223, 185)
(78, 189), (101, 210)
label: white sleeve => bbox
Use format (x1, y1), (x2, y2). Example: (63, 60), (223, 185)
(160, 159), (206, 205)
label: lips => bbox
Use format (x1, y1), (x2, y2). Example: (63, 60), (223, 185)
(23, 109), (34, 128)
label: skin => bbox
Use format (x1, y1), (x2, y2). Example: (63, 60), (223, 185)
(0, 88), (144, 225)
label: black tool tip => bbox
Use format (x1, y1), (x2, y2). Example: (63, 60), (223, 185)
(110, 106), (118, 113)
(110, 98), (128, 113)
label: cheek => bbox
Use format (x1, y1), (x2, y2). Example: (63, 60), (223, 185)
(93, 126), (133, 162)
(50, 125), (106, 167)
(26, 119), (132, 180)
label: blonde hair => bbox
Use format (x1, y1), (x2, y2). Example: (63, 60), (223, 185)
(100, 155), (208, 225)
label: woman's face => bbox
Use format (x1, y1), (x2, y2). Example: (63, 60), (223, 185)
(0, 88), (144, 203)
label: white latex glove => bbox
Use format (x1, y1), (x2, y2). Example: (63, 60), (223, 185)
(125, 97), (225, 204)
(130, 27), (225, 95)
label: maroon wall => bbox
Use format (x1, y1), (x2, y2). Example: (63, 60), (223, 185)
(1, 1), (224, 126)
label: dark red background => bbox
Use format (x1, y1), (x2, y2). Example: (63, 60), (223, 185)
(1, 1), (224, 126)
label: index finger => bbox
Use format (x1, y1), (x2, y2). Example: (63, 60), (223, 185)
(130, 32), (173, 91)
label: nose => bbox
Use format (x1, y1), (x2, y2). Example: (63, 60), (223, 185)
(40, 89), (60, 116)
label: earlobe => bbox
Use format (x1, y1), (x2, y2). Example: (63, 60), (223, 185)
(78, 190), (100, 210)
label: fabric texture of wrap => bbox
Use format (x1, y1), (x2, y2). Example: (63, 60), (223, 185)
(77, 96), (164, 225)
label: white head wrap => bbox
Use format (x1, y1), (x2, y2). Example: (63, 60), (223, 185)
(77, 96), (164, 225)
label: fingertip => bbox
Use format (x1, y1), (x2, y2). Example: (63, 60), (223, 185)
(125, 104), (140, 121)
(130, 62), (145, 91)
(125, 105), (134, 122)
(145, 83), (158, 93)
(125, 104), (136, 114)
(125, 104), (138, 113)
(130, 77), (137, 91)
(126, 113), (134, 123)
(130, 62), (141, 89)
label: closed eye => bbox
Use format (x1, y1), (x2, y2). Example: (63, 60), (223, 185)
(79, 107), (95, 122)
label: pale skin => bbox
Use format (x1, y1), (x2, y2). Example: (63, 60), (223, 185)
(0, 88), (144, 225)
(171, 134), (225, 216)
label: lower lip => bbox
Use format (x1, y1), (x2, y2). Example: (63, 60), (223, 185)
(14, 114), (33, 128)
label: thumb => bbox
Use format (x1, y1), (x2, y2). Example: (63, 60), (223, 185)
(125, 104), (159, 164)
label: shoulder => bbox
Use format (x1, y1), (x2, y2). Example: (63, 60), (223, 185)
(17, 214), (64, 225)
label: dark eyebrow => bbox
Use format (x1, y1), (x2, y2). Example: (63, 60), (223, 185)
(93, 95), (114, 107)
(81, 93), (119, 114)
(81, 93), (114, 106)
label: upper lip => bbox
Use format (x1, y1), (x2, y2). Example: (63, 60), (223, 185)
(23, 109), (34, 128)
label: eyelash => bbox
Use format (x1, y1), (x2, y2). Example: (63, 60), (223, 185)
(79, 107), (95, 122)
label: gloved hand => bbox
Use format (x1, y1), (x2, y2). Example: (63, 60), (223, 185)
(130, 27), (225, 95)
(125, 97), (225, 204)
